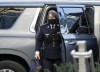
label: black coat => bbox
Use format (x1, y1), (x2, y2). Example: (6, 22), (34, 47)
(35, 23), (61, 59)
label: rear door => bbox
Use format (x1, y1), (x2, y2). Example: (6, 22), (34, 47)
(57, 5), (99, 63)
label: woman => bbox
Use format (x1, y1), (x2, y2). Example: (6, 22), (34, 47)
(35, 10), (61, 72)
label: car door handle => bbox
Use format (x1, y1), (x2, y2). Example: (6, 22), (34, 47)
(68, 41), (76, 45)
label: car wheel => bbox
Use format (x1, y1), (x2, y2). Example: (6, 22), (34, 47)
(0, 60), (27, 72)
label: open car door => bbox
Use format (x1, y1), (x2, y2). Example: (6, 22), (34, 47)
(57, 5), (99, 63)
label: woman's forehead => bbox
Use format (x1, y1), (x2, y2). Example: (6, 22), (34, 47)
(49, 13), (54, 16)
(48, 10), (58, 19)
(48, 14), (56, 19)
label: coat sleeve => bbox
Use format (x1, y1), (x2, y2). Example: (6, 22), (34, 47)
(35, 27), (44, 51)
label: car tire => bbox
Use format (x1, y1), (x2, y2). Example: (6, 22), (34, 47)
(0, 60), (27, 72)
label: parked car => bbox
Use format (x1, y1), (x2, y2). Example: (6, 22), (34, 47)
(0, 1), (99, 72)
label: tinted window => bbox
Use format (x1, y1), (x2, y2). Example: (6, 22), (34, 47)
(63, 8), (83, 29)
(0, 8), (24, 29)
(57, 7), (83, 33)
(57, 7), (90, 33)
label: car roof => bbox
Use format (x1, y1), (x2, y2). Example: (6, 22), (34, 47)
(0, 0), (100, 7)
(0, 0), (99, 1)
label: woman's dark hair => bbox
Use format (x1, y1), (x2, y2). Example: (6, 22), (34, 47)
(48, 10), (58, 19)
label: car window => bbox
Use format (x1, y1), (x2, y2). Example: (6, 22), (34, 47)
(63, 8), (83, 29)
(58, 8), (68, 33)
(0, 8), (24, 29)
(58, 6), (95, 34)
(57, 7), (83, 33)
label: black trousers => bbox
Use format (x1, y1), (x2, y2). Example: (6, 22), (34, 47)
(42, 58), (61, 72)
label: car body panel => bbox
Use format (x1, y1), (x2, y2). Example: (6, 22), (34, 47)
(0, 8), (40, 67)
(0, 0), (100, 7)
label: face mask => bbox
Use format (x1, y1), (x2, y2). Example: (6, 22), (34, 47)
(47, 19), (57, 24)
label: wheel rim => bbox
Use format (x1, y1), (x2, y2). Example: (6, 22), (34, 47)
(0, 69), (14, 72)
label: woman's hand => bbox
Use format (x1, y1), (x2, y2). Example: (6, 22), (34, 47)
(35, 51), (40, 60)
